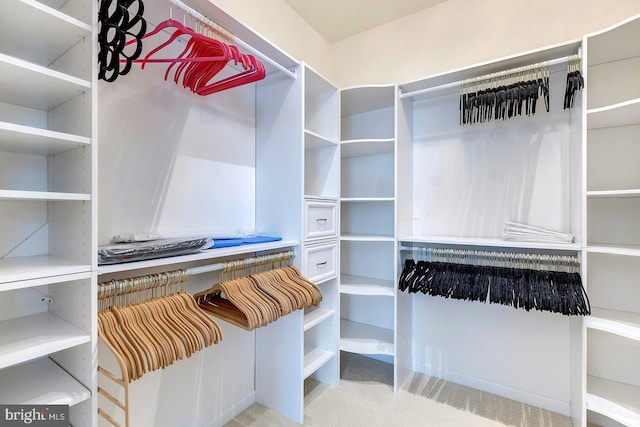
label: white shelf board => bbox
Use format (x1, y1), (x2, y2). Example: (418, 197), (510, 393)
(0, 0), (90, 68)
(340, 319), (394, 356)
(0, 271), (91, 293)
(587, 189), (640, 198)
(0, 312), (91, 370)
(304, 308), (334, 331)
(587, 244), (640, 257)
(340, 138), (394, 158)
(587, 376), (640, 426)
(0, 357), (90, 406)
(340, 234), (395, 242)
(304, 195), (338, 202)
(341, 85), (395, 117)
(305, 129), (338, 148)
(588, 307), (640, 341)
(340, 274), (394, 296)
(0, 189), (90, 201)
(303, 346), (335, 379)
(340, 197), (395, 203)
(587, 98), (640, 129)
(0, 255), (91, 284)
(0, 52), (89, 111)
(399, 235), (581, 252)
(0, 121), (90, 155)
(98, 240), (299, 275)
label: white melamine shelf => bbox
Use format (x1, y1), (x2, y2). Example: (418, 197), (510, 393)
(98, 240), (299, 275)
(0, 255), (91, 284)
(0, 121), (90, 155)
(340, 234), (395, 242)
(0, 0), (90, 67)
(587, 376), (640, 426)
(341, 85), (395, 116)
(0, 52), (89, 111)
(341, 197), (395, 203)
(340, 138), (394, 158)
(587, 244), (640, 257)
(303, 346), (335, 379)
(0, 271), (91, 293)
(0, 312), (91, 370)
(399, 235), (581, 252)
(0, 357), (90, 406)
(340, 319), (394, 356)
(305, 129), (338, 148)
(587, 189), (640, 198)
(587, 307), (640, 341)
(587, 98), (640, 129)
(0, 189), (90, 201)
(340, 274), (394, 296)
(304, 308), (334, 332)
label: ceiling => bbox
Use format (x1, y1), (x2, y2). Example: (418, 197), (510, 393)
(283, 0), (447, 43)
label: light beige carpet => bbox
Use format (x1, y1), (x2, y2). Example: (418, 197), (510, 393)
(226, 352), (573, 427)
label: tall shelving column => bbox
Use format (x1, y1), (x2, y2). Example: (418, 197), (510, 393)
(339, 85), (406, 390)
(584, 13), (640, 427)
(301, 64), (340, 388)
(0, 0), (96, 426)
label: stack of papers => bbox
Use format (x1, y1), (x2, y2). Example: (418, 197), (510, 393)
(503, 220), (574, 243)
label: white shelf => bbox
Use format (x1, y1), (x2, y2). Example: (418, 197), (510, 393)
(587, 244), (640, 257)
(340, 197), (395, 203)
(0, 52), (90, 111)
(0, 189), (90, 201)
(0, 255), (91, 284)
(98, 240), (299, 275)
(340, 138), (394, 158)
(0, 121), (90, 155)
(303, 346), (335, 379)
(0, 357), (90, 406)
(341, 85), (395, 116)
(340, 234), (395, 242)
(0, 271), (91, 293)
(587, 375), (640, 426)
(0, 312), (91, 370)
(587, 307), (640, 341)
(340, 319), (394, 356)
(304, 308), (334, 332)
(340, 274), (394, 296)
(587, 189), (640, 198)
(0, 0), (90, 68)
(305, 129), (338, 148)
(587, 98), (640, 129)
(400, 235), (581, 252)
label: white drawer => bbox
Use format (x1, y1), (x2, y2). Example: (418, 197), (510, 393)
(303, 243), (337, 284)
(304, 200), (337, 241)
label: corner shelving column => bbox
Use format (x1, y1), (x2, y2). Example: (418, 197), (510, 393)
(584, 13), (640, 427)
(301, 64), (340, 389)
(339, 85), (406, 390)
(0, 0), (96, 425)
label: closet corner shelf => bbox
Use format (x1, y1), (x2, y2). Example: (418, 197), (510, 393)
(97, 240), (299, 275)
(340, 197), (394, 203)
(340, 274), (394, 296)
(340, 138), (394, 158)
(304, 308), (334, 331)
(587, 307), (640, 341)
(340, 319), (394, 356)
(587, 376), (640, 426)
(587, 98), (640, 129)
(304, 195), (338, 202)
(0, 312), (91, 370)
(587, 189), (640, 198)
(0, 189), (90, 201)
(399, 235), (581, 252)
(587, 244), (640, 257)
(0, 121), (90, 156)
(340, 234), (395, 242)
(341, 84), (396, 116)
(0, 256), (91, 285)
(0, 357), (91, 406)
(0, 52), (90, 112)
(305, 129), (338, 147)
(303, 346), (335, 379)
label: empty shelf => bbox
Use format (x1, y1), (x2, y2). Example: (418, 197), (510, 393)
(587, 307), (640, 341)
(305, 129), (337, 147)
(303, 346), (334, 379)
(587, 375), (640, 426)
(587, 244), (640, 257)
(340, 319), (394, 356)
(400, 235), (581, 252)
(0, 255), (91, 285)
(340, 275), (394, 296)
(0, 190), (90, 201)
(304, 308), (334, 331)
(587, 189), (640, 198)
(340, 138), (394, 158)
(0, 121), (90, 156)
(587, 98), (640, 129)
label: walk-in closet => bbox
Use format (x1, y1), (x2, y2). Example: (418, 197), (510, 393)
(1, 0), (640, 426)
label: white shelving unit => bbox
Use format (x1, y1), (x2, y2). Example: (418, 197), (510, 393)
(584, 14), (640, 426)
(0, 0), (96, 425)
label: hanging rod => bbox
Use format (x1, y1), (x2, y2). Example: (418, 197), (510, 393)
(187, 249), (295, 276)
(169, 0), (296, 80)
(399, 55), (572, 100)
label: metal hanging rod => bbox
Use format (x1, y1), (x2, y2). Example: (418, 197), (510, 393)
(399, 55), (572, 100)
(169, 0), (296, 80)
(187, 250), (295, 276)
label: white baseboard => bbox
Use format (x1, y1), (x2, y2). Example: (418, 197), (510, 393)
(412, 362), (571, 417)
(202, 391), (256, 427)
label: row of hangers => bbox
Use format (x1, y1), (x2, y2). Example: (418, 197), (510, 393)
(564, 54), (584, 109)
(194, 254), (322, 330)
(98, 269), (222, 382)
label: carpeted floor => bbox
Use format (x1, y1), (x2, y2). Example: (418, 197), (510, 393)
(226, 352), (574, 427)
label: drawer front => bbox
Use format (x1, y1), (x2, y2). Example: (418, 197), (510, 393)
(304, 200), (337, 241)
(304, 243), (337, 284)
